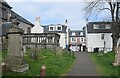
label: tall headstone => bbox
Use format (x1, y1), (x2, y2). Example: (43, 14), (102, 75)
(5, 19), (29, 72)
(113, 38), (120, 66)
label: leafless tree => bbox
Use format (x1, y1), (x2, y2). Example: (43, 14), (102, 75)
(84, 0), (120, 51)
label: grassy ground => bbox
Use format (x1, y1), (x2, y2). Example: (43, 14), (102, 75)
(1, 49), (76, 77)
(0, 50), (7, 63)
(89, 52), (120, 77)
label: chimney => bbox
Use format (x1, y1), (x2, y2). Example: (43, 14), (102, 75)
(64, 20), (68, 26)
(35, 17), (40, 27)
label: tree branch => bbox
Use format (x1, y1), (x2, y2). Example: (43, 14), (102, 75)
(100, 8), (111, 11)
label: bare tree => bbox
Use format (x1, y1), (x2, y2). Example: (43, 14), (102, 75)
(84, 0), (120, 51)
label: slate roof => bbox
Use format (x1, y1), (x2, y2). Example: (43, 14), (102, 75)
(11, 10), (34, 27)
(87, 22), (112, 33)
(0, 0), (12, 9)
(0, 1), (34, 27)
(69, 30), (85, 37)
(42, 24), (67, 33)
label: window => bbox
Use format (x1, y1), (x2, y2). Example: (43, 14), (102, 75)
(2, 8), (7, 19)
(105, 24), (110, 29)
(71, 38), (76, 42)
(27, 27), (31, 33)
(72, 32), (76, 36)
(80, 32), (83, 35)
(56, 26), (62, 31)
(93, 24), (99, 29)
(49, 26), (54, 31)
(101, 34), (104, 40)
(81, 38), (84, 42)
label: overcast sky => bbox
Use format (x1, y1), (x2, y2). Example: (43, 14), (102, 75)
(5, 0), (111, 30)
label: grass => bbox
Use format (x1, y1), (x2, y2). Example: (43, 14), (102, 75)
(89, 52), (120, 77)
(1, 49), (76, 77)
(0, 50), (7, 63)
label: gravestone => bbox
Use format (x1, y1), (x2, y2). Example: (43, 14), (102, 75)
(113, 38), (120, 66)
(23, 45), (26, 54)
(5, 19), (29, 72)
(55, 47), (63, 55)
(30, 47), (38, 60)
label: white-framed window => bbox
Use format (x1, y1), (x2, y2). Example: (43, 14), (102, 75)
(71, 37), (76, 42)
(49, 26), (54, 31)
(80, 32), (83, 35)
(81, 37), (84, 42)
(56, 26), (62, 31)
(105, 24), (111, 29)
(93, 24), (99, 29)
(72, 32), (76, 36)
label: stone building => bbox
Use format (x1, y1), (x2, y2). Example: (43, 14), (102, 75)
(69, 30), (86, 51)
(0, 1), (34, 50)
(0, 0), (12, 23)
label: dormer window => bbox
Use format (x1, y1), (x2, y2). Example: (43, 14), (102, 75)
(56, 25), (62, 31)
(49, 26), (54, 31)
(93, 24), (99, 29)
(105, 24), (110, 29)
(72, 32), (76, 36)
(80, 32), (83, 35)
(57, 27), (61, 30)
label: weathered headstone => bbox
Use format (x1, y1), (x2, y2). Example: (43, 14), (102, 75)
(113, 38), (120, 66)
(30, 47), (38, 60)
(5, 19), (29, 72)
(55, 47), (62, 55)
(23, 45), (26, 54)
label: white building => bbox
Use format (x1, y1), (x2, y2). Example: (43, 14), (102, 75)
(85, 22), (113, 52)
(31, 17), (69, 49)
(42, 20), (69, 49)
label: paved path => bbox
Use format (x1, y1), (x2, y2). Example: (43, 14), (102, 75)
(67, 52), (100, 76)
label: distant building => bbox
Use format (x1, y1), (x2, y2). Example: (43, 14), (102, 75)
(85, 22), (113, 52)
(31, 17), (43, 33)
(69, 30), (86, 51)
(31, 17), (69, 49)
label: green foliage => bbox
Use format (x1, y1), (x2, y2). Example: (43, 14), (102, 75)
(89, 52), (120, 77)
(2, 49), (75, 76)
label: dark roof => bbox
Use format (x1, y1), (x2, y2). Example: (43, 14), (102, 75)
(0, 22), (12, 36)
(11, 10), (34, 27)
(1, 0), (12, 9)
(41, 24), (64, 27)
(87, 22), (112, 33)
(42, 24), (67, 33)
(69, 30), (85, 37)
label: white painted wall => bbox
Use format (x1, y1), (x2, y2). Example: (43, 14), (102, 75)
(86, 33), (113, 52)
(31, 17), (43, 33)
(66, 26), (69, 46)
(58, 33), (66, 49)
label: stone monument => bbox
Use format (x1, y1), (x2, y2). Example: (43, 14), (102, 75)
(113, 38), (120, 66)
(55, 47), (63, 55)
(5, 19), (29, 72)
